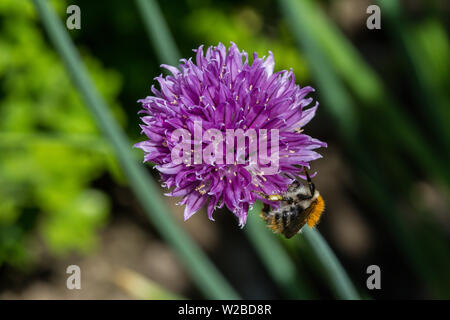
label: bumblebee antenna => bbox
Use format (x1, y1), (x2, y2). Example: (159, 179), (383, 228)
(303, 167), (315, 196)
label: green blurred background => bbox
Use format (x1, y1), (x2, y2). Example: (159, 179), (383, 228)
(0, 0), (449, 299)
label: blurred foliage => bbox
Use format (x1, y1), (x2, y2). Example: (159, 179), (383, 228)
(185, 6), (309, 81)
(0, 0), (124, 267)
(186, 0), (450, 297)
(1, 0), (449, 299)
(283, 0), (450, 298)
(113, 268), (184, 300)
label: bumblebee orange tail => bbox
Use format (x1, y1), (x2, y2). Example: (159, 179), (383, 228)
(306, 195), (325, 228)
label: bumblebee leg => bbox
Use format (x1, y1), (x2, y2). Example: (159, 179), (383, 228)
(255, 191), (291, 202)
(268, 194), (284, 201)
(260, 203), (271, 220)
(254, 191), (278, 200)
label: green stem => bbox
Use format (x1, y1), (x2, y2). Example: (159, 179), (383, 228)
(301, 227), (359, 300)
(135, 0), (181, 66)
(247, 202), (316, 299)
(32, 0), (239, 300)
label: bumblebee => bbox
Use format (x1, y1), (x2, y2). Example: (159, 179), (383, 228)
(258, 168), (325, 239)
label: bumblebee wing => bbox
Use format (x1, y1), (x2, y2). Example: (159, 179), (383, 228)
(281, 207), (310, 239)
(282, 197), (325, 238)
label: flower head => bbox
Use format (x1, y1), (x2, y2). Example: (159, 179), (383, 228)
(135, 42), (326, 227)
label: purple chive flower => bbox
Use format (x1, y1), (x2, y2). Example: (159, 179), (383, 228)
(135, 42), (326, 227)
